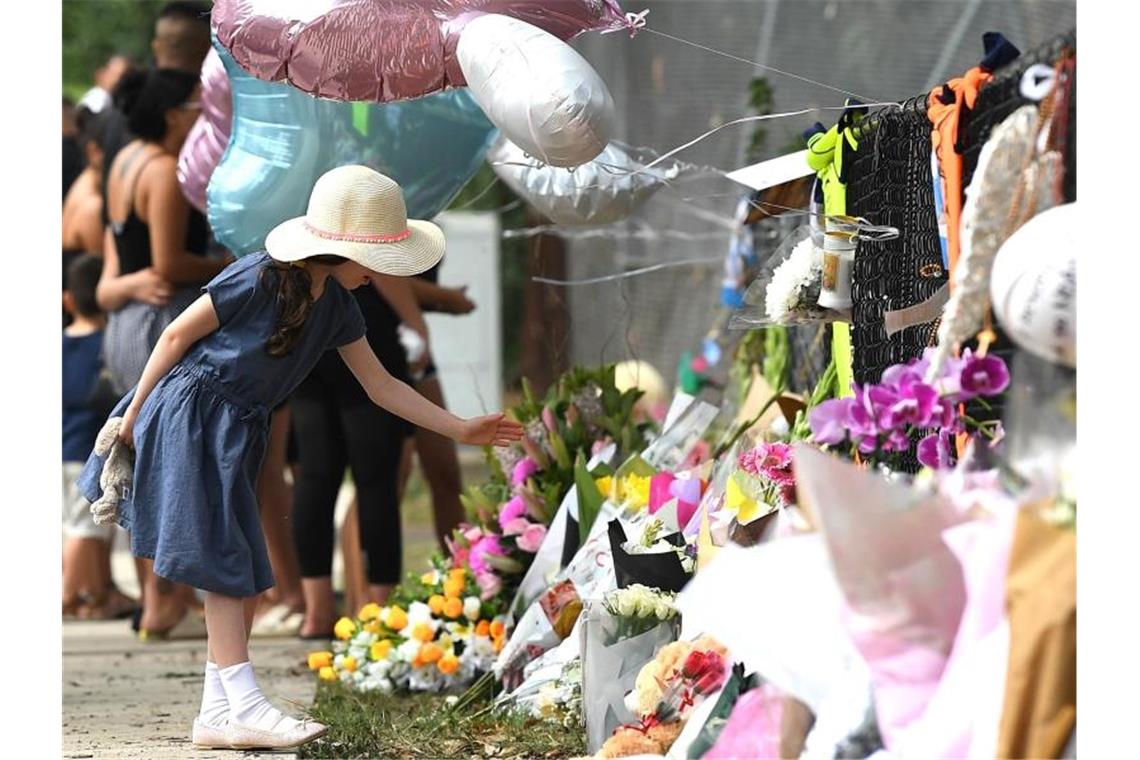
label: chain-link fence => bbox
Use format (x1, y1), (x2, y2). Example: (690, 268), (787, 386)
(551, 0), (1074, 391)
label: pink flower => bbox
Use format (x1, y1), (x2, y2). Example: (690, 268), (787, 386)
(502, 517), (531, 536)
(498, 496), (527, 532)
(469, 534), (505, 576)
(541, 405), (557, 433)
(517, 523), (548, 553)
(511, 457), (539, 487)
(476, 571), (502, 601)
(462, 525), (484, 544)
(591, 437), (614, 457)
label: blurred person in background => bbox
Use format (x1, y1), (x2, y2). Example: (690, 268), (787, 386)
(63, 98), (83, 199)
(63, 254), (138, 620)
(396, 268), (478, 548)
(101, 2), (211, 223)
(290, 278), (429, 638)
(78, 52), (134, 114)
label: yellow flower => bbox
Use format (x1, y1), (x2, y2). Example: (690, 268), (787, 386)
(443, 597), (464, 619)
(385, 606), (408, 632)
(363, 620), (381, 635)
(448, 567), (467, 583)
(420, 642), (444, 663)
(428, 594), (446, 615)
(437, 654), (460, 675)
(358, 603), (382, 621)
(595, 476), (614, 499)
(318, 666), (337, 682)
(489, 620), (506, 639)
(493, 634), (505, 653)
(475, 620), (491, 638)
(342, 655), (358, 673)
(308, 651), (333, 671)
(443, 577), (464, 599)
(412, 622), (434, 642)
(334, 617), (357, 641)
(725, 475), (765, 524)
(421, 570), (441, 586)
(622, 474), (652, 509)
(370, 640), (392, 661)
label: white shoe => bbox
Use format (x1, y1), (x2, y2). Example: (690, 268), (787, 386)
(225, 714), (328, 750)
(190, 717), (229, 749)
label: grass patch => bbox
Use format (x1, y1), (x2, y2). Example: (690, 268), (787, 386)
(298, 682), (586, 759)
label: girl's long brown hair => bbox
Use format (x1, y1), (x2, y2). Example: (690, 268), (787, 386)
(261, 255), (349, 357)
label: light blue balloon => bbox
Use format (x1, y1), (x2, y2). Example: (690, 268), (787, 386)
(207, 44), (496, 257)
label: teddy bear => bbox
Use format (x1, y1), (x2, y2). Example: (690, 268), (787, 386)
(89, 417), (133, 527)
(594, 635), (730, 759)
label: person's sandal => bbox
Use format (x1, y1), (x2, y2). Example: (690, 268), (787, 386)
(138, 610), (208, 642)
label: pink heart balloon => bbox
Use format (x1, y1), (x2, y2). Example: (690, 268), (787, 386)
(177, 48), (232, 213)
(211, 0), (631, 104)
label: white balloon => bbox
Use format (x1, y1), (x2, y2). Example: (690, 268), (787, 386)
(457, 14), (614, 167)
(488, 135), (678, 225)
(990, 203), (1077, 368)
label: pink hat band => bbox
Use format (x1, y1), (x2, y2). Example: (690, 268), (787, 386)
(302, 219), (412, 244)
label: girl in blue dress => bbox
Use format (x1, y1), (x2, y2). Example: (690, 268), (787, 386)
(77, 166), (523, 750)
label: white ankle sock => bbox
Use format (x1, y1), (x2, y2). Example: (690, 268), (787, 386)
(198, 661), (229, 726)
(218, 661), (296, 729)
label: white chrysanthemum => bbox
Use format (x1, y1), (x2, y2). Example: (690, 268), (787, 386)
(765, 236), (820, 323)
(396, 639), (422, 663)
(407, 601), (434, 625)
(463, 596), (482, 621)
(351, 630), (377, 648)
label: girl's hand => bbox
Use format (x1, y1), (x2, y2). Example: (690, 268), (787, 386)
(119, 405), (139, 449)
(134, 268), (173, 306)
(459, 413), (525, 447)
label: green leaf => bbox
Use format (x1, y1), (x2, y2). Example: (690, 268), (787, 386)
(574, 453), (607, 544)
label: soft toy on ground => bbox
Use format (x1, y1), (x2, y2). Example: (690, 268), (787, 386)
(595, 635), (729, 759)
(90, 417), (133, 527)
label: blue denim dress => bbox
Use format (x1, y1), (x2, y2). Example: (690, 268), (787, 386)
(78, 253), (366, 597)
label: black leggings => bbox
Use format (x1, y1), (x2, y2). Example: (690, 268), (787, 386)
(290, 371), (407, 585)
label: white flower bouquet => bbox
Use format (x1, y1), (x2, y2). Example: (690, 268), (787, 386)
(728, 225), (850, 328)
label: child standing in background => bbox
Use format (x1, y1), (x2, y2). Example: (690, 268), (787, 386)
(63, 254), (138, 620)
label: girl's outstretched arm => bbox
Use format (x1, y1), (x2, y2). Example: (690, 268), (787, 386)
(338, 337), (523, 447)
(119, 293), (221, 447)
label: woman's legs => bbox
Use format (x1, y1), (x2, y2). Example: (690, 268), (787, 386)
(290, 390), (348, 637)
(409, 376), (465, 550)
(255, 407), (304, 616)
(341, 401), (405, 604)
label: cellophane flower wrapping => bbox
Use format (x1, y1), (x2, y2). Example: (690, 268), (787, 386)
(582, 596), (682, 753)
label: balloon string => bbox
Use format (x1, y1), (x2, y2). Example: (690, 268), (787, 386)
(503, 226), (732, 242)
(636, 26), (882, 103)
(453, 175), (504, 209)
(533, 255), (722, 286)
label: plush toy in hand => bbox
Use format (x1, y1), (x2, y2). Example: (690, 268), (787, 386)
(90, 417), (134, 527)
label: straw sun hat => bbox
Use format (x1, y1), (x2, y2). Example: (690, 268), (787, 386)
(265, 165), (445, 275)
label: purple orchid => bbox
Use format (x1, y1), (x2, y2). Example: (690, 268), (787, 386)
(960, 354), (1010, 397)
(917, 430), (954, 469)
(810, 398), (854, 445)
(882, 379), (940, 429)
